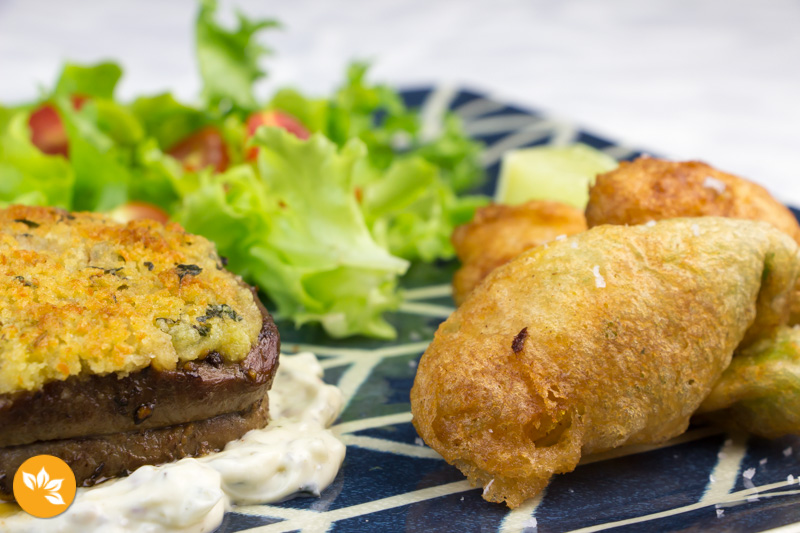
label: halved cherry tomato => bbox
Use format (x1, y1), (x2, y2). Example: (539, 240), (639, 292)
(108, 201), (170, 225)
(28, 95), (88, 158)
(245, 110), (310, 160)
(166, 126), (229, 173)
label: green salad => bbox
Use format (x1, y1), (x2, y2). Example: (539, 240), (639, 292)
(0, 0), (487, 339)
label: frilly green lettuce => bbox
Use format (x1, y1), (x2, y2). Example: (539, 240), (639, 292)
(0, 111), (74, 208)
(196, 0), (279, 112)
(0, 3), (489, 339)
(175, 128), (408, 339)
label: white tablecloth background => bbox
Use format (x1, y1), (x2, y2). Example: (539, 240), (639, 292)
(1, 0), (798, 204)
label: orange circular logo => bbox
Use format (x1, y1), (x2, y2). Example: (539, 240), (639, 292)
(13, 455), (76, 518)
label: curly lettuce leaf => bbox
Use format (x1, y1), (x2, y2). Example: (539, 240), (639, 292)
(196, 0), (279, 111)
(93, 99), (145, 147)
(251, 129), (408, 338)
(0, 111), (74, 208)
(131, 93), (211, 150)
(269, 88), (330, 133)
(267, 63), (433, 167)
(0, 105), (13, 131)
(416, 113), (484, 193)
(359, 157), (489, 261)
(329, 63), (483, 193)
(55, 97), (180, 212)
(328, 62), (416, 156)
(128, 138), (183, 211)
(56, 97), (132, 211)
(265, 64), (487, 261)
(172, 165), (269, 268)
(53, 62), (123, 99)
(175, 128), (408, 338)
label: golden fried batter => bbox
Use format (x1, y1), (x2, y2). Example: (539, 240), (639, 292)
(585, 157), (800, 244)
(0, 205), (262, 394)
(586, 157), (800, 323)
(451, 201), (586, 305)
(411, 218), (799, 508)
(697, 325), (800, 439)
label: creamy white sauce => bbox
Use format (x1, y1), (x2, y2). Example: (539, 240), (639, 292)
(0, 352), (345, 532)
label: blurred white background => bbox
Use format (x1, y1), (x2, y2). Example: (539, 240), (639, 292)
(1, 0), (798, 203)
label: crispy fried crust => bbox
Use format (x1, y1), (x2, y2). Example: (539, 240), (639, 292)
(696, 325), (800, 439)
(584, 157), (800, 244)
(412, 218), (799, 508)
(451, 201), (586, 305)
(585, 157), (800, 324)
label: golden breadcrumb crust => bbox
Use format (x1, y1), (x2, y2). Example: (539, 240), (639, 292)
(0, 205), (262, 394)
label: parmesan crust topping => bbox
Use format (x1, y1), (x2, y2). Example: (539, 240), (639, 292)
(0, 205), (262, 394)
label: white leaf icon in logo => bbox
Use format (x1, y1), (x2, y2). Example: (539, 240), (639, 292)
(45, 493), (66, 506)
(45, 478), (63, 492)
(36, 467), (48, 488)
(22, 471), (36, 490)
(20, 466), (66, 505)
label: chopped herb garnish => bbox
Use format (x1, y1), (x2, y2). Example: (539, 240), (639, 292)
(193, 324), (211, 337)
(143, 261), (154, 271)
(196, 304), (241, 326)
(205, 303), (242, 321)
(13, 275), (33, 287)
(117, 284), (129, 290)
(205, 352), (223, 368)
(176, 264), (202, 283)
(88, 266), (126, 277)
(14, 219), (39, 228)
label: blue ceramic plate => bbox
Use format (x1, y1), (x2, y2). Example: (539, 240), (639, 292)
(216, 88), (800, 533)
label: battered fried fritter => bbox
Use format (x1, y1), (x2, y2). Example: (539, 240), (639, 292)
(698, 325), (800, 439)
(585, 157), (800, 244)
(451, 201), (586, 305)
(585, 157), (800, 324)
(411, 218), (799, 508)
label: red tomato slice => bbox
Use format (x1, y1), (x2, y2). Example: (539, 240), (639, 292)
(28, 95), (89, 158)
(246, 110), (310, 160)
(108, 201), (170, 225)
(166, 126), (230, 173)
(29, 105), (68, 157)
